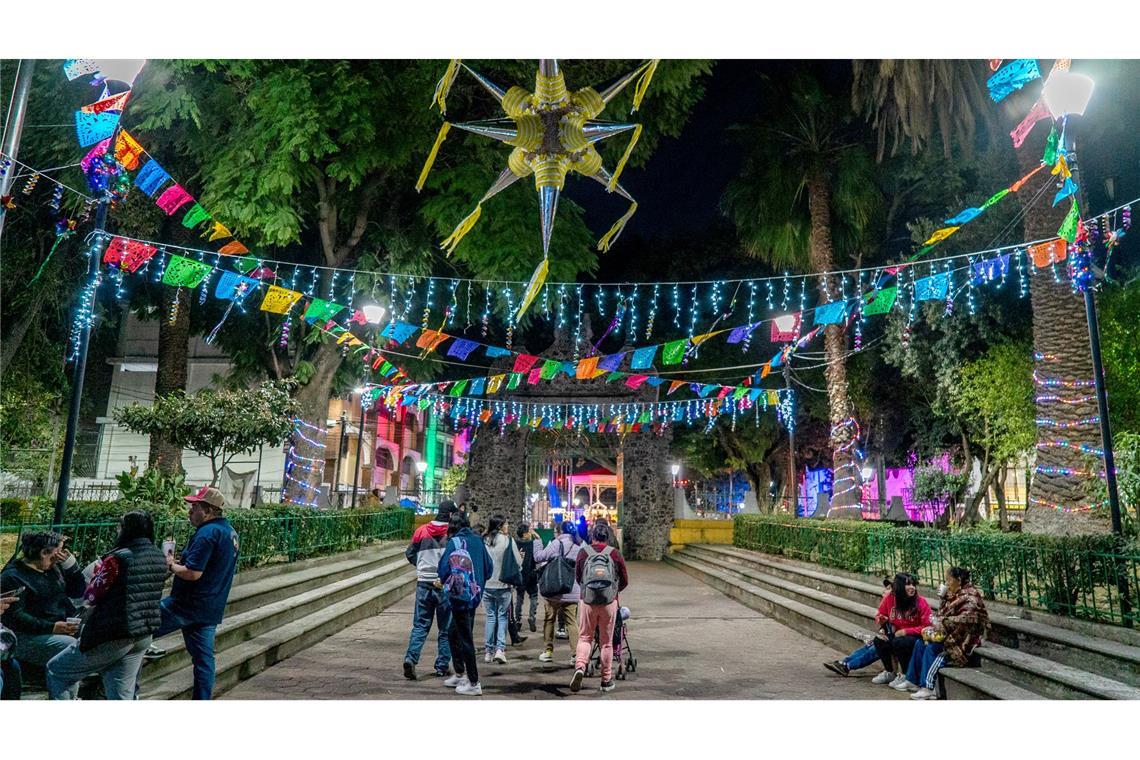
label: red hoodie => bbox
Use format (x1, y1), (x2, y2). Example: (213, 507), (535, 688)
(874, 591), (932, 637)
(405, 520), (450, 583)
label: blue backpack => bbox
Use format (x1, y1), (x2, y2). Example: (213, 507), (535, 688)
(444, 538), (481, 608)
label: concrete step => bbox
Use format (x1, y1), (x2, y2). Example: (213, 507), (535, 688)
(143, 569), (416, 699)
(940, 667), (1046, 700)
(140, 548), (412, 683)
(225, 543), (407, 615)
(685, 544), (1140, 688)
(669, 549), (1140, 700)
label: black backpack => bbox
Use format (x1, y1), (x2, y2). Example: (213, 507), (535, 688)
(538, 539), (575, 597)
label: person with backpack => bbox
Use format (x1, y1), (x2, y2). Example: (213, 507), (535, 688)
(438, 511), (493, 696)
(402, 500), (456, 680)
(570, 521), (629, 694)
(533, 520), (583, 664)
(481, 514), (522, 665)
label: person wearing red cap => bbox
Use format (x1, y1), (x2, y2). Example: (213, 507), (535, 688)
(146, 486), (239, 699)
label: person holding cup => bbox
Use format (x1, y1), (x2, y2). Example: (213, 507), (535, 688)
(45, 510), (168, 700)
(0, 531), (87, 692)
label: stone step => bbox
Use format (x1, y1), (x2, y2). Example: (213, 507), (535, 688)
(684, 543), (1140, 688)
(140, 552), (412, 683)
(225, 543), (407, 615)
(940, 667), (1046, 700)
(669, 549), (1140, 700)
(142, 569), (416, 700)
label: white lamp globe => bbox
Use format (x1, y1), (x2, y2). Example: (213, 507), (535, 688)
(362, 304), (386, 324)
(1042, 71), (1095, 118)
(94, 59), (147, 86)
(861, 466), (874, 481)
(415, 460), (428, 474)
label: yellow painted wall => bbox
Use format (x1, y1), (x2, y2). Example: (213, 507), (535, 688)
(669, 519), (734, 549)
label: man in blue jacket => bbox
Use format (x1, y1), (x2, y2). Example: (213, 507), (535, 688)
(150, 486), (239, 700)
(437, 512), (492, 696)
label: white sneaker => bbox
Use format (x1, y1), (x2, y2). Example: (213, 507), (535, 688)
(443, 674), (467, 687)
(493, 649), (507, 664)
(911, 687), (936, 700)
(871, 671), (896, 685)
(891, 679), (917, 692)
(538, 650), (553, 663)
(456, 681), (482, 696)
(484, 651), (493, 663)
(556, 628), (569, 639)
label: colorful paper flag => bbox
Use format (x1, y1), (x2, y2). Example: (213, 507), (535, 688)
(63, 59), (99, 80)
(114, 131), (144, 171)
(513, 354), (539, 374)
(987, 59), (1041, 102)
(82, 91), (131, 115)
(416, 330), (449, 353)
(923, 227), (960, 246)
(598, 353), (625, 372)
(507, 373), (523, 390)
(215, 270), (260, 301)
(161, 255), (213, 289)
(134, 161), (170, 197)
(1057, 201), (1080, 244)
(470, 378), (486, 395)
(631, 345), (657, 370)
(485, 346), (513, 359)
(1053, 178), (1078, 206)
(1028, 239), (1067, 268)
(259, 285), (302, 314)
(156, 184), (193, 216)
(380, 321), (418, 344)
(74, 111), (119, 148)
(449, 380), (469, 397)
(217, 241), (250, 255)
(576, 357), (600, 379)
(539, 360), (561, 380)
(914, 272), (950, 302)
(206, 221), (233, 242)
(527, 367), (542, 385)
(625, 375), (650, 389)
(181, 203), (211, 229)
(487, 375), (505, 394)
(447, 339), (480, 360)
(1010, 99), (1052, 149)
(662, 339), (688, 365)
(667, 380), (685, 395)
(862, 286), (897, 316)
(813, 300), (848, 326)
(303, 298), (345, 323)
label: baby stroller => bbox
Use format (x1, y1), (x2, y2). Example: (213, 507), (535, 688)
(584, 606), (637, 680)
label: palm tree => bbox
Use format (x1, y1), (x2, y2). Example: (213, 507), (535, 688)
(723, 72), (881, 511)
(854, 59), (1107, 531)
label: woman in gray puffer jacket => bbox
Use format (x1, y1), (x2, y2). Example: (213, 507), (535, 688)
(532, 521), (582, 663)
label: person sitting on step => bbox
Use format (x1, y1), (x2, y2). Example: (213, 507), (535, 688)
(824, 577), (893, 678)
(896, 566), (990, 700)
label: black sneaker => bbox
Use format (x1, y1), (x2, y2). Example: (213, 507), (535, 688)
(403, 661), (417, 680)
(512, 635), (528, 646)
(600, 679), (615, 692)
(528, 617), (537, 632)
(823, 660), (850, 677)
(432, 668), (451, 677)
(569, 669), (585, 693)
(143, 645), (166, 661)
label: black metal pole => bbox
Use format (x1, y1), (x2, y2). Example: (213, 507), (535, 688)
(351, 394), (365, 509)
(332, 411), (347, 508)
(783, 363), (797, 516)
(53, 208), (107, 526)
(1084, 290), (1123, 534)
(0, 59), (37, 240)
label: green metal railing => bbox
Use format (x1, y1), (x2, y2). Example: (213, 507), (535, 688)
(734, 515), (1138, 628)
(1, 509), (414, 571)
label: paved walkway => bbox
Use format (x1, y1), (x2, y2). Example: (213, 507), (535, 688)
(225, 561), (908, 700)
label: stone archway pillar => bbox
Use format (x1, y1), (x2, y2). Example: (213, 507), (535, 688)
(464, 426), (529, 525)
(619, 429), (674, 560)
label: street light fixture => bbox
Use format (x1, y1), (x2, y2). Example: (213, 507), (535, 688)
(361, 304), (387, 324)
(94, 59), (147, 86)
(539, 476), (549, 488)
(1041, 72), (1123, 535)
(415, 459), (428, 500)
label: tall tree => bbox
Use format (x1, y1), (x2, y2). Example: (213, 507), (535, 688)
(723, 71), (882, 511)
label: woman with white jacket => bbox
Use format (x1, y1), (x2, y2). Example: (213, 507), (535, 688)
(481, 515), (522, 664)
(532, 521), (583, 664)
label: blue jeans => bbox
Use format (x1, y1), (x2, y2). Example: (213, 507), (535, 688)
(47, 635), (150, 700)
(404, 583), (452, 672)
(842, 643), (881, 671)
(482, 588), (511, 653)
(906, 639), (945, 688)
(152, 598), (218, 700)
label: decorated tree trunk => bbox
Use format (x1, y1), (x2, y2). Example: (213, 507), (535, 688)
(149, 286), (189, 475)
(806, 175), (859, 513)
(282, 341), (340, 506)
(1016, 118), (1109, 534)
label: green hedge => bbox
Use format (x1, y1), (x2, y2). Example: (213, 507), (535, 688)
(733, 514), (1138, 627)
(2, 503), (414, 571)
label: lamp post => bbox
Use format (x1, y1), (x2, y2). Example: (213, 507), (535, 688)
(1042, 70), (1123, 536)
(351, 388), (367, 509)
(670, 462), (680, 487)
(416, 459), (428, 501)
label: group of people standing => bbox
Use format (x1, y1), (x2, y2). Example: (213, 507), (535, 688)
(824, 567), (990, 699)
(403, 500), (629, 696)
(0, 486), (239, 700)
